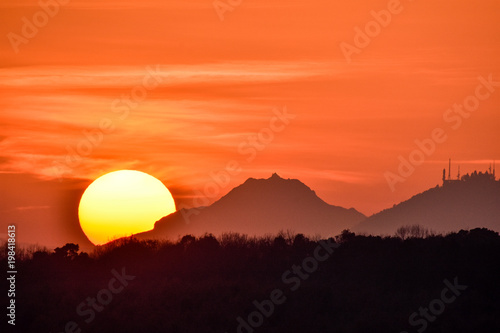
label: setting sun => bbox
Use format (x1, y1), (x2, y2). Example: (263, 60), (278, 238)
(78, 170), (176, 245)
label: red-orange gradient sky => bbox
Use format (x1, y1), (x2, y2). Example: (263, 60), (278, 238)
(1, 0), (499, 248)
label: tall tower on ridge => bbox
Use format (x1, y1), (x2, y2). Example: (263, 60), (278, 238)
(448, 158), (451, 180)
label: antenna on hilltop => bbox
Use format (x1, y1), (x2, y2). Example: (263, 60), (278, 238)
(457, 165), (460, 180)
(448, 158), (451, 180)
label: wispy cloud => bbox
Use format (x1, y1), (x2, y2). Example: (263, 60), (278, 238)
(14, 205), (50, 211)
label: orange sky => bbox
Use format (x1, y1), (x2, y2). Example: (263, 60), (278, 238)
(1, 0), (499, 249)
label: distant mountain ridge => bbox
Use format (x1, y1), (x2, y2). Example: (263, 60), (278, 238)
(135, 173), (366, 240)
(133, 171), (500, 242)
(353, 171), (500, 235)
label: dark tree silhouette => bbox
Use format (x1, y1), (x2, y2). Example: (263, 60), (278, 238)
(9, 229), (500, 333)
(53, 243), (80, 259)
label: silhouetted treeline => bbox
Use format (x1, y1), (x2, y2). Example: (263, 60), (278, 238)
(3, 228), (500, 333)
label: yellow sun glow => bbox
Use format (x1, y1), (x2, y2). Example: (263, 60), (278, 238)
(78, 170), (176, 245)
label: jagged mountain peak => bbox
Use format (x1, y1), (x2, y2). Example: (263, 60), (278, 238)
(136, 174), (366, 240)
(211, 174), (326, 210)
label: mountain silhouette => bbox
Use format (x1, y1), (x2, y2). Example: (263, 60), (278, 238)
(353, 171), (500, 235)
(135, 173), (366, 240)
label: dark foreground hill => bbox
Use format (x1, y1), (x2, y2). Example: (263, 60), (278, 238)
(136, 173), (365, 240)
(354, 172), (500, 236)
(6, 228), (500, 333)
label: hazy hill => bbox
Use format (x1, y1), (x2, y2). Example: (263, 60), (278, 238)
(136, 173), (365, 240)
(353, 172), (500, 236)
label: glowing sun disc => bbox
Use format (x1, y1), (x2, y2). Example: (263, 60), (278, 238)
(78, 170), (176, 245)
